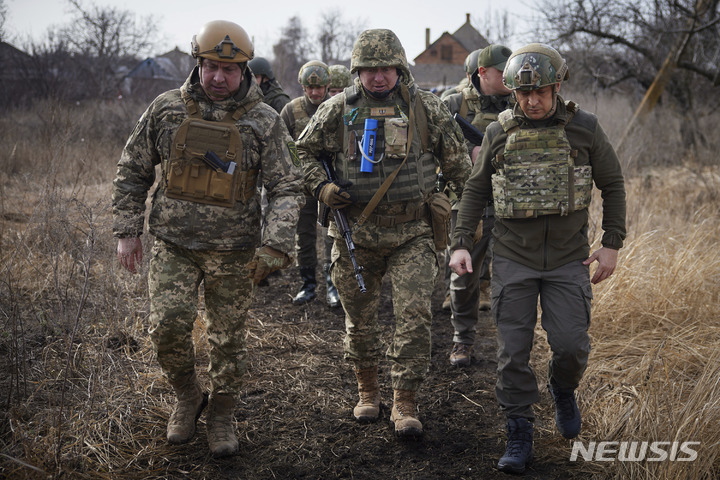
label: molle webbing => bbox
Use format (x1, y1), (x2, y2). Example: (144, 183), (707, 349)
(491, 104), (592, 218)
(165, 93), (259, 207)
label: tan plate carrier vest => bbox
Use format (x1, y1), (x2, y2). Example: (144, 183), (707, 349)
(165, 92), (260, 208)
(491, 102), (593, 218)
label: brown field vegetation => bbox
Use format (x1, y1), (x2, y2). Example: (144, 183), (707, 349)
(1, 91), (719, 479)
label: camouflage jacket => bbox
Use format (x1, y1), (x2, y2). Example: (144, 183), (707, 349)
(451, 97), (626, 271)
(259, 78), (291, 114)
(297, 76), (471, 209)
(112, 66), (304, 254)
(280, 94), (327, 140)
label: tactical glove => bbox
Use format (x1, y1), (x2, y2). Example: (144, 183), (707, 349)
(247, 246), (292, 285)
(316, 180), (356, 209)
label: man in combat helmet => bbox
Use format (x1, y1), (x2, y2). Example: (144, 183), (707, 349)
(442, 44), (513, 367)
(297, 29), (471, 437)
(112, 20), (303, 458)
(328, 64), (352, 97)
(281, 60), (340, 308)
(449, 43), (626, 473)
(248, 56), (291, 113)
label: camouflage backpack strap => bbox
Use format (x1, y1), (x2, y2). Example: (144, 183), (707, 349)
(411, 88), (429, 152)
(230, 97), (261, 121)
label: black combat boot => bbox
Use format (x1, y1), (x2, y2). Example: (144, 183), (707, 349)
(497, 417), (533, 474)
(292, 266), (317, 305)
(324, 263), (341, 308)
(549, 380), (581, 439)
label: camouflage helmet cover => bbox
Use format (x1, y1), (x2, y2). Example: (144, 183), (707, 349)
(248, 56), (274, 79)
(191, 20), (254, 63)
(350, 29), (410, 80)
(298, 60), (331, 86)
(328, 64), (352, 89)
(503, 43), (569, 91)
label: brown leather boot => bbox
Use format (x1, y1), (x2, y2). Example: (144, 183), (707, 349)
(167, 372), (208, 444)
(390, 389), (423, 437)
(206, 393), (239, 457)
(353, 365), (380, 422)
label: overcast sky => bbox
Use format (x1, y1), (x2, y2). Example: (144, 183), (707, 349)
(6, 0), (532, 62)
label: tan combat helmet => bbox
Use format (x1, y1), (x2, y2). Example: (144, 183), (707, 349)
(191, 20), (254, 65)
(503, 43), (568, 91)
(298, 60), (331, 86)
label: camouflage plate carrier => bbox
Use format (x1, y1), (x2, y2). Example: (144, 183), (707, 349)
(491, 101), (592, 218)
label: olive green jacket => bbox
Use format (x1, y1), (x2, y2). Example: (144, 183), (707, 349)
(450, 98), (626, 270)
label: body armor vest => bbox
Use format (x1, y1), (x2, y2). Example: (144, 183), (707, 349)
(165, 93), (259, 207)
(335, 85), (436, 204)
(291, 97), (314, 140)
(491, 103), (593, 218)
(459, 87), (499, 132)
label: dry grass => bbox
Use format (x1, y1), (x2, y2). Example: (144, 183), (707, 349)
(2, 96), (720, 479)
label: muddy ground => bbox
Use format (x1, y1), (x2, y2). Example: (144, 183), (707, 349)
(175, 263), (592, 480)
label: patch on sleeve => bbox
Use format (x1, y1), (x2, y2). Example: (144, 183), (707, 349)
(287, 141), (300, 167)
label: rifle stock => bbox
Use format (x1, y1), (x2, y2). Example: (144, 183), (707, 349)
(453, 113), (485, 146)
(318, 153), (366, 293)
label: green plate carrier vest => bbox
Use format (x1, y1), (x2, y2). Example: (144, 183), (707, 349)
(165, 92), (260, 208)
(491, 102), (593, 218)
(335, 84), (435, 204)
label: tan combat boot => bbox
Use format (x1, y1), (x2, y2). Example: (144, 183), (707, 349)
(207, 393), (239, 457)
(353, 365), (380, 422)
(167, 372), (208, 444)
(390, 389), (423, 437)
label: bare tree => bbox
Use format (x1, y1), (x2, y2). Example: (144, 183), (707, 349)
(537, 0), (720, 150)
(272, 16), (315, 97)
(58, 0), (158, 58)
(317, 9), (365, 65)
(0, 0), (7, 43)
(31, 0), (159, 99)
(474, 8), (516, 47)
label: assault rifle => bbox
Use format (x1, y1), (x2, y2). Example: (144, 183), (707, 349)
(318, 153), (366, 293)
(203, 150), (237, 174)
(453, 113), (485, 146)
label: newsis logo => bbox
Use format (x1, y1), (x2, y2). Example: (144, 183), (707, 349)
(570, 441), (700, 462)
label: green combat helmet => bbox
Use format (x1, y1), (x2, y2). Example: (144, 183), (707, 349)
(298, 60), (331, 86)
(503, 43), (568, 91)
(329, 64), (352, 89)
(191, 20), (254, 65)
(465, 49), (481, 75)
(350, 29), (411, 82)
(248, 57), (275, 80)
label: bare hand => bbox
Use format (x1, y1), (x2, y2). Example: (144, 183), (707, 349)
(117, 237), (143, 274)
(449, 249), (473, 276)
(583, 247), (618, 284)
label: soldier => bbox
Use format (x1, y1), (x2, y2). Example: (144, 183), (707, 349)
(281, 60), (340, 308)
(112, 20), (303, 458)
(449, 43), (626, 473)
(442, 45), (513, 366)
(297, 29), (471, 437)
(328, 64), (352, 97)
(248, 56), (291, 113)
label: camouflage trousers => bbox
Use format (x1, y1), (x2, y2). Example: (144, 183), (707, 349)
(148, 238), (255, 395)
(295, 193), (332, 268)
(329, 217), (438, 392)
